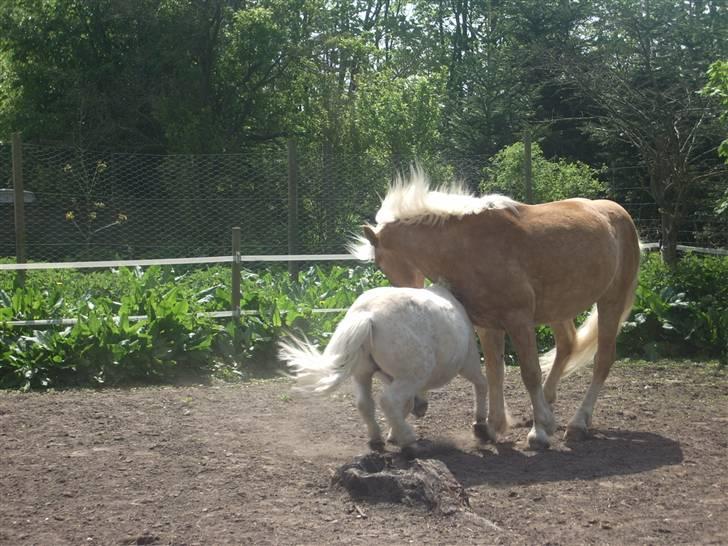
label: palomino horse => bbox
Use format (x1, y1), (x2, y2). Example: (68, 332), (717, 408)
(278, 285), (491, 450)
(353, 170), (640, 449)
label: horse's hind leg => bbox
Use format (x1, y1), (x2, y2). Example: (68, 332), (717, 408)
(459, 345), (494, 442)
(379, 379), (420, 448)
(352, 371), (384, 451)
(565, 300), (622, 442)
(543, 320), (577, 405)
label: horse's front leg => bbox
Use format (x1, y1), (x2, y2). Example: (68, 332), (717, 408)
(505, 320), (557, 450)
(477, 327), (512, 436)
(458, 342), (494, 442)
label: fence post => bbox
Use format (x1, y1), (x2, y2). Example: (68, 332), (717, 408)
(231, 226), (241, 320)
(287, 139), (299, 278)
(11, 132), (26, 287)
(523, 131), (533, 204)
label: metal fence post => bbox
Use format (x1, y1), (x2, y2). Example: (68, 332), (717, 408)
(231, 226), (241, 320)
(11, 132), (26, 287)
(523, 131), (533, 204)
(287, 139), (299, 278)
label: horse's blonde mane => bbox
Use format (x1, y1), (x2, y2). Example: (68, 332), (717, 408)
(347, 232), (376, 262)
(347, 168), (519, 262)
(375, 168), (519, 226)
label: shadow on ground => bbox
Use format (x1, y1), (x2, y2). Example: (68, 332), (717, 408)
(403, 429), (683, 487)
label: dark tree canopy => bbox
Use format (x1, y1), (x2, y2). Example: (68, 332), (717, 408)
(1, 0), (726, 262)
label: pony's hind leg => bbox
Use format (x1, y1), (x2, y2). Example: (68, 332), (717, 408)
(379, 379), (420, 448)
(412, 393), (428, 417)
(377, 371), (427, 418)
(352, 371), (384, 451)
(543, 320), (577, 405)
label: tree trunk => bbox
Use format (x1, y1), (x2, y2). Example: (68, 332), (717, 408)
(659, 209), (679, 269)
(648, 149), (682, 270)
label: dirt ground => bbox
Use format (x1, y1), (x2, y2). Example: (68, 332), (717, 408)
(0, 360), (726, 546)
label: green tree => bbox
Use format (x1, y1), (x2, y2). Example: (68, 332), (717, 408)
(703, 60), (728, 214)
(0, 0), (168, 149)
(561, 0), (727, 267)
(480, 142), (606, 203)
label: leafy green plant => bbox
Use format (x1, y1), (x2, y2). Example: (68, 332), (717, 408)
(0, 264), (388, 389)
(2, 257), (725, 391)
(620, 253), (728, 364)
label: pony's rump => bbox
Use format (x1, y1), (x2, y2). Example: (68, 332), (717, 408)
(278, 311), (373, 394)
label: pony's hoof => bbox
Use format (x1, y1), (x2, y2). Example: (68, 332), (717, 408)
(473, 422), (496, 443)
(368, 439), (386, 452)
(564, 426), (590, 443)
(400, 443), (418, 460)
(412, 398), (428, 418)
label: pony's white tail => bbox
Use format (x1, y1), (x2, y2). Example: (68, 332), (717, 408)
(278, 311), (373, 394)
(539, 298), (634, 379)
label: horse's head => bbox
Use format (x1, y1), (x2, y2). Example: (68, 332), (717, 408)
(362, 225), (425, 288)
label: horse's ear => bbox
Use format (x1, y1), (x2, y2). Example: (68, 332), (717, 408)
(363, 225), (379, 247)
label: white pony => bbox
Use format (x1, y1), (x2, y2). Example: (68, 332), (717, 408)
(278, 284), (492, 450)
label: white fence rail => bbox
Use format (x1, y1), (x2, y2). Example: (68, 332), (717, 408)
(0, 253), (355, 271)
(639, 243), (728, 256)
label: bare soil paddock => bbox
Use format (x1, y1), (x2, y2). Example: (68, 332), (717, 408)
(0, 361), (726, 545)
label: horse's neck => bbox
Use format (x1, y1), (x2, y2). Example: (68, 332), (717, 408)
(390, 222), (453, 281)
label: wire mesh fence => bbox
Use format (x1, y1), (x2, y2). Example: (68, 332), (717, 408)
(0, 140), (726, 262)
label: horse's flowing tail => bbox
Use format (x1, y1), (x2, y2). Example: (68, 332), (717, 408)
(539, 290), (636, 379)
(278, 311), (373, 394)
(539, 309), (600, 379)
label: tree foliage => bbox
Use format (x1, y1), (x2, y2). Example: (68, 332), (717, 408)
(0, 0), (725, 261)
(481, 142), (606, 203)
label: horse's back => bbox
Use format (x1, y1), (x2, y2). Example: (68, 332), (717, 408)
(451, 197), (640, 324)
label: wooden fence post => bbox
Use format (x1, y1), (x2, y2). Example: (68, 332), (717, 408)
(287, 139), (299, 278)
(231, 226), (241, 320)
(11, 132), (26, 287)
(523, 131), (533, 204)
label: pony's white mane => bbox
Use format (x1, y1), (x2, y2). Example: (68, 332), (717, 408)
(375, 168), (519, 225)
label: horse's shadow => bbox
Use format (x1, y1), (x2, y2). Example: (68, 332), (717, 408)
(407, 429), (683, 487)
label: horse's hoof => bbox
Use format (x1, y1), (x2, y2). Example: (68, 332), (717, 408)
(527, 429), (551, 451)
(368, 439), (386, 452)
(473, 422), (496, 443)
(564, 426), (590, 443)
(412, 398), (428, 418)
